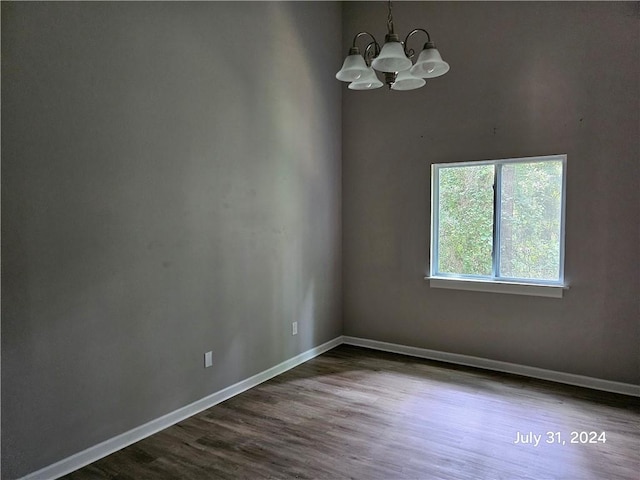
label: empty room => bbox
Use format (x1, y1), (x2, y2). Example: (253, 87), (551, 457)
(1, 1), (639, 479)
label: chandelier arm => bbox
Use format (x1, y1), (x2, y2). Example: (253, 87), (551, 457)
(352, 31), (379, 49)
(363, 42), (381, 67)
(349, 32), (381, 63)
(403, 28), (432, 58)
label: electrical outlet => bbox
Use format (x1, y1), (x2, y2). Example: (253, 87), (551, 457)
(292, 321), (298, 336)
(204, 351), (213, 368)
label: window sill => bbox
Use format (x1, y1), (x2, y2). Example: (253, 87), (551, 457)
(425, 276), (568, 298)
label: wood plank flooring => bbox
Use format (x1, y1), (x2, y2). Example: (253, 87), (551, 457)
(64, 345), (640, 479)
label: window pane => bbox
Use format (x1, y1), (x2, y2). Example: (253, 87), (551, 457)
(499, 161), (563, 281)
(437, 165), (494, 276)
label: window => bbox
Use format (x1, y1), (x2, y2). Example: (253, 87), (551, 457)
(429, 154), (567, 297)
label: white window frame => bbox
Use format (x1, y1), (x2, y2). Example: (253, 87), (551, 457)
(428, 154), (568, 298)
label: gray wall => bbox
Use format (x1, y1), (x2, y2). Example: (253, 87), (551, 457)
(343, 2), (639, 384)
(1, 2), (342, 478)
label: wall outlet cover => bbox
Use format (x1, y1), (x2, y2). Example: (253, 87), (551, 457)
(204, 351), (213, 368)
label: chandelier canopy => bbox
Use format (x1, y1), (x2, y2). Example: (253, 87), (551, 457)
(336, 1), (450, 91)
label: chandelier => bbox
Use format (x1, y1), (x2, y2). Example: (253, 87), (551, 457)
(335, 1), (450, 91)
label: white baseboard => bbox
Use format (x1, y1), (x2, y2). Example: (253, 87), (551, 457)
(343, 336), (640, 397)
(20, 336), (343, 480)
(21, 334), (639, 479)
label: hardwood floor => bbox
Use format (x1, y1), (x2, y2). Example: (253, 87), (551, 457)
(64, 345), (640, 480)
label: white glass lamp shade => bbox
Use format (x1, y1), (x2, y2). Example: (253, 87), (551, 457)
(391, 70), (426, 91)
(336, 54), (369, 82)
(371, 41), (412, 73)
(410, 46), (450, 78)
(348, 67), (383, 90)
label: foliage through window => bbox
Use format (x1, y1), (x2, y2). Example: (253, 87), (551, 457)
(430, 155), (566, 285)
